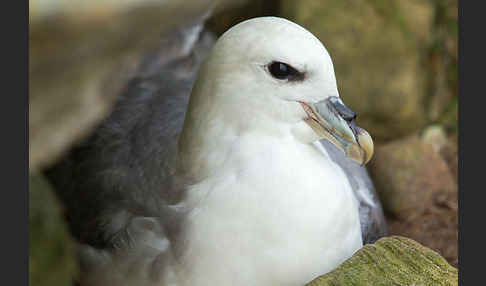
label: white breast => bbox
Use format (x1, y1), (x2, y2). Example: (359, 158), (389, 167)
(172, 133), (363, 286)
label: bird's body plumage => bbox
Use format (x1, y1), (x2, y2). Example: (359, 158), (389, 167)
(174, 130), (362, 285)
(47, 17), (386, 286)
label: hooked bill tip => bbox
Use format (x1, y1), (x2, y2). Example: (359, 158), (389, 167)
(356, 128), (373, 165)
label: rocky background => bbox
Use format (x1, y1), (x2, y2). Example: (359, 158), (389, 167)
(30, 0), (458, 285)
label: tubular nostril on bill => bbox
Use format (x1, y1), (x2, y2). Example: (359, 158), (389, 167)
(333, 101), (356, 122)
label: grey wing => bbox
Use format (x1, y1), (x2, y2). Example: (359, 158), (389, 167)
(45, 24), (215, 249)
(319, 140), (388, 244)
(45, 22), (216, 285)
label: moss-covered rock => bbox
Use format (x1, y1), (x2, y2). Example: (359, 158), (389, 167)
(307, 236), (458, 286)
(424, 0), (458, 131)
(29, 173), (78, 286)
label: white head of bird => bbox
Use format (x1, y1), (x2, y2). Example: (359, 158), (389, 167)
(179, 16), (373, 178)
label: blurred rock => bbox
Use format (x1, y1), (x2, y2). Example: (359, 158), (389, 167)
(29, 173), (78, 286)
(368, 132), (458, 266)
(307, 236), (458, 286)
(386, 141), (458, 266)
(29, 0), (245, 172)
(207, 0), (280, 35)
(425, 0), (458, 130)
(422, 125), (457, 182)
(422, 124), (448, 152)
(439, 133), (458, 182)
(281, 0), (434, 141)
(368, 135), (456, 220)
(386, 192), (458, 267)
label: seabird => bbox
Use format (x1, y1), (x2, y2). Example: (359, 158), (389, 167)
(47, 17), (386, 286)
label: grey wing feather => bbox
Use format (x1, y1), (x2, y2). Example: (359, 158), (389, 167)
(319, 140), (388, 244)
(45, 24), (216, 249)
(46, 24), (215, 285)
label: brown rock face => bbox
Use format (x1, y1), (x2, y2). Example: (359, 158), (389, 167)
(369, 135), (456, 219)
(440, 133), (458, 182)
(368, 134), (458, 266)
(386, 193), (458, 267)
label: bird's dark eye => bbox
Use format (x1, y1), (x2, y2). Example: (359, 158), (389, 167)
(268, 61), (303, 81)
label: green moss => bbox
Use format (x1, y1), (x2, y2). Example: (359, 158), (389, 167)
(439, 97), (458, 134)
(29, 174), (78, 286)
(307, 236), (458, 286)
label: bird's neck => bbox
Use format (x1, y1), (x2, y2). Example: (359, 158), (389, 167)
(178, 98), (313, 181)
(177, 112), (308, 182)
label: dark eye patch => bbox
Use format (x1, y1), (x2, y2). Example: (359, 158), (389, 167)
(267, 61), (305, 82)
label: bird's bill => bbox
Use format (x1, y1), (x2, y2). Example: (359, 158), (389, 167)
(300, 97), (374, 165)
